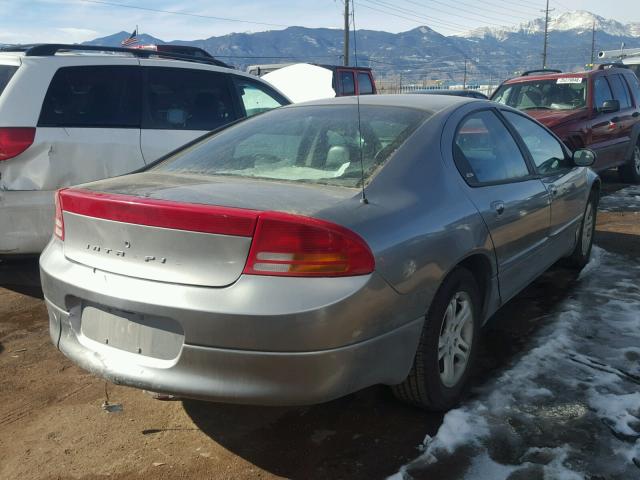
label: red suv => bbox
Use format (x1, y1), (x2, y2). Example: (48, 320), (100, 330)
(491, 65), (640, 183)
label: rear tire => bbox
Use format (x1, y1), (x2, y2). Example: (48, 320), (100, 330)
(619, 141), (640, 184)
(567, 192), (597, 269)
(391, 268), (481, 411)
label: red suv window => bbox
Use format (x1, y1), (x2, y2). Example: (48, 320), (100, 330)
(339, 70), (355, 96)
(608, 74), (632, 108)
(593, 76), (614, 110)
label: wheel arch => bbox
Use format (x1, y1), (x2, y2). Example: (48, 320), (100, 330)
(623, 123), (640, 161)
(433, 251), (497, 326)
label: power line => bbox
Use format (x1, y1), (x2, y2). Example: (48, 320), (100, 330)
(79, 0), (292, 28)
(403, 0), (533, 23)
(357, 0), (471, 31)
(474, 0), (541, 15)
(488, 0), (543, 12)
(381, 0), (529, 28)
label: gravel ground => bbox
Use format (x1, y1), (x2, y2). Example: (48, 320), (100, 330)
(0, 179), (638, 480)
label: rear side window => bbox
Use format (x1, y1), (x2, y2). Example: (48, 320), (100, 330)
(39, 66), (140, 128)
(0, 65), (17, 97)
(339, 71), (355, 96)
(624, 73), (640, 105)
(593, 76), (614, 110)
(608, 74), (632, 109)
(143, 68), (237, 130)
(454, 110), (530, 185)
(233, 77), (288, 117)
(358, 72), (374, 95)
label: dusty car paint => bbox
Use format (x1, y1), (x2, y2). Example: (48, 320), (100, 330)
(40, 95), (600, 405)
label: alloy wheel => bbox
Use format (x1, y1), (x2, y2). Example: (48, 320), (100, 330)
(634, 146), (640, 176)
(438, 291), (474, 388)
(582, 202), (594, 256)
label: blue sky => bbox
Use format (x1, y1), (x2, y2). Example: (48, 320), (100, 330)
(0, 0), (638, 44)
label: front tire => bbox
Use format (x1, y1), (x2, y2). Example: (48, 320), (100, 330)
(391, 268), (480, 410)
(619, 142), (640, 184)
(567, 192), (597, 269)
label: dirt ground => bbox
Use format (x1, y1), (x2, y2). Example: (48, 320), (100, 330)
(0, 181), (638, 480)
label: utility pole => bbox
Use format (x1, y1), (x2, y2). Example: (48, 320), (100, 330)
(343, 0), (350, 66)
(589, 20), (596, 68)
(463, 58), (467, 89)
(541, 0), (554, 68)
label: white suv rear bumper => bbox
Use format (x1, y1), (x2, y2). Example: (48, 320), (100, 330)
(0, 190), (54, 255)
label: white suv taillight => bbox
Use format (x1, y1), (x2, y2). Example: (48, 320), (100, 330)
(0, 127), (35, 161)
(54, 189), (65, 240)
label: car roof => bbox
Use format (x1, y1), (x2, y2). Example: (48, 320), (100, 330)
(502, 66), (634, 85)
(289, 93), (478, 112)
(503, 71), (590, 84)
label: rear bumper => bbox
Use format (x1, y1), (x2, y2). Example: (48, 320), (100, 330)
(41, 239), (424, 405)
(0, 190), (54, 255)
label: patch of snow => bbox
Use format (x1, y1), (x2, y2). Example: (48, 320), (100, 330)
(599, 185), (640, 212)
(457, 10), (640, 39)
(302, 35), (318, 47)
(391, 231), (640, 478)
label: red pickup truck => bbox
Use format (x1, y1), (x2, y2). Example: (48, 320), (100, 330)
(491, 65), (640, 183)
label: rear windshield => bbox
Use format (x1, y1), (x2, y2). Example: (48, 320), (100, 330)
(153, 105), (430, 187)
(0, 65), (18, 97)
(493, 78), (587, 111)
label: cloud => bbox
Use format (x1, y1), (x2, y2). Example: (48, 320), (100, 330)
(57, 27), (100, 42)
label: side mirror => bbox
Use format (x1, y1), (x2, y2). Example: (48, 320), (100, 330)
(573, 148), (596, 167)
(599, 99), (620, 113)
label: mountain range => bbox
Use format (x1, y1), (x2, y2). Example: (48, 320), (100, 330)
(84, 10), (640, 85)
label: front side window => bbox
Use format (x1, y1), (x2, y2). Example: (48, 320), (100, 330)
(340, 71), (355, 96)
(233, 77), (287, 117)
(358, 72), (374, 95)
(39, 66), (140, 127)
(608, 74), (632, 109)
(154, 105), (430, 187)
(593, 76), (614, 110)
(143, 67), (237, 130)
(492, 78), (587, 111)
(503, 111), (571, 175)
(454, 110), (530, 184)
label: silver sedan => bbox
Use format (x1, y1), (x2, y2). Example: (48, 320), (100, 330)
(40, 95), (599, 410)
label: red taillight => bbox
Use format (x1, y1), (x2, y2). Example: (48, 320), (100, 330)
(243, 212), (374, 277)
(54, 189), (65, 240)
(0, 127), (36, 161)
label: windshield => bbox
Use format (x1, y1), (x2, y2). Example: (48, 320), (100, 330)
(493, 77), (587, 111)
(0, 65), (17, 97)
(153, 104), (431, 187)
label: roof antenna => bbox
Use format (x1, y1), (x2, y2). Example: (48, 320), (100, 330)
(351, 1), (368, 205)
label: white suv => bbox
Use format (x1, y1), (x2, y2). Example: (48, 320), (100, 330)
(0, 44), (290, 256)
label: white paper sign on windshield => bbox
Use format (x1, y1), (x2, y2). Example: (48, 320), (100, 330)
(557, 77), (584, 84)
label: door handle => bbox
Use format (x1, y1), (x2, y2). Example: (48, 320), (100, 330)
(491, 201), (505, 215)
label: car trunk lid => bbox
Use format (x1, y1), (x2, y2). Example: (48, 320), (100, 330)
(58, 172), (359, 287)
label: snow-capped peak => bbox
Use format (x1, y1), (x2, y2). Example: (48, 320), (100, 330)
(459, 10), (639, 39)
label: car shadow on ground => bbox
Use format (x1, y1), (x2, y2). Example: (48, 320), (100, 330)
(0, 257), (43, 299)
(183, 264), (585, 479)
